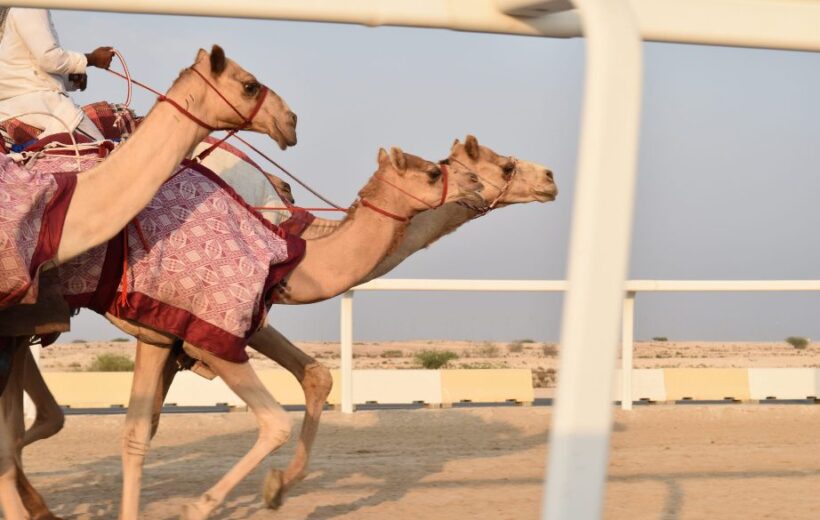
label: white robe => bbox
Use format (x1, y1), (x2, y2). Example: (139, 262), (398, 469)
(0, 8), (101, 139)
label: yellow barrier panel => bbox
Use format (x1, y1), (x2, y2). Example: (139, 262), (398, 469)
(663, 368), (750, 401)
(440, 369), (534, 404)
(43, 372), (134, 408)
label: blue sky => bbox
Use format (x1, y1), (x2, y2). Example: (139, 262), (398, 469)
(50, 9), (820, 343)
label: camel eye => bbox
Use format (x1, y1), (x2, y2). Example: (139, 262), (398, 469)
(243, 81), (261, 96)
(502, 161), (515, 177)
(427, 168), (442, 182)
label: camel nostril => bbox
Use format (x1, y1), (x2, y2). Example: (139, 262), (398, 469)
(283, 182), (291, 193)
(288, 112), (297, 127)
(545, 169), (554, 181)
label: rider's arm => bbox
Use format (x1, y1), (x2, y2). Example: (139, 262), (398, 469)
(11, 8), (87, 75)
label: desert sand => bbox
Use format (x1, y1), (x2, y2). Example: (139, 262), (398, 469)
(22, 405), (820, 519)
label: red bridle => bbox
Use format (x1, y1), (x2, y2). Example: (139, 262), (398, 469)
(156, 66), (270, 161)
(359, 162), (450, 222)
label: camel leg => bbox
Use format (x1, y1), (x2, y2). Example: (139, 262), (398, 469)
(0, 339), (27, 519)
(119, 341), (171, 520)
(248, 325), (332, 508)
(149, 352), (179, 440)
(181, 344), (291, 520)
(22, 348), (64, 448)
(11, 345), (64, 520)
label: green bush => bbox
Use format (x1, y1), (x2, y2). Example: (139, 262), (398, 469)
(381, 349), (404, 358)
(518, 339), (536, 344)
(71, 339), (87, 344)
(507, 341), (524, 353)
(87, 353), (134, 372)
(110, 337), (131, 343)
(541, 344), (558, 357)
(786, 336), (810, 349)
(652, 336), (668, 342)
(414, 350), (458, 369)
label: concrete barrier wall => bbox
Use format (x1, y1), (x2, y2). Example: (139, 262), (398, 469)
(440, 369), (534, 404)
(41, 368), (534, 408)
(48, 368), (817, 408)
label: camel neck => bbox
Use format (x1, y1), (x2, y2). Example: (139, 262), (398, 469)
(277, 192), (412, 304)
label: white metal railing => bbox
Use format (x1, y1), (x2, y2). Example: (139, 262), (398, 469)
(339, 278), (820, 413)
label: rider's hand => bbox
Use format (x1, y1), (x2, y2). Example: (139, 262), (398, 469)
(85, 47), (115, 69)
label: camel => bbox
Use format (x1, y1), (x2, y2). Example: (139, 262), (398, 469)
(126, 135), (555, 511)
(14, 136), (556, 518)
(9, 136), (557, 507)
(0, 44), (298, 520)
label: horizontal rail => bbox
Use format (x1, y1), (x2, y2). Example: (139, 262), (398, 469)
(350, 279), (820, 293)
(13, 0), (820, 51)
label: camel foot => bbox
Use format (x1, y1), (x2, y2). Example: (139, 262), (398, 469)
(262, 468), (285, 510)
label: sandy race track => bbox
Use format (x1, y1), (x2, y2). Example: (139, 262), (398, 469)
(21, 405), (820, 519)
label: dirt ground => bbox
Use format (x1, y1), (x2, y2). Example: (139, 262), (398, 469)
(22, 405), (820, 519)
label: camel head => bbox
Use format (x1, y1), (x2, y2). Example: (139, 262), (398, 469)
(448, 135), (557, 206)
(189, 45), (298, 150)
(358, 147), (485, 217)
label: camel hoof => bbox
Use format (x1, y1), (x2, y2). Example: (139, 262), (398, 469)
(262, 468), (285, 509)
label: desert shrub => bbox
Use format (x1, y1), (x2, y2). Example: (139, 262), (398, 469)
(87, 353), (134, 372)
(381, 349), (404, 358)
(517, 338), (536, 344)
(414, 349), (458, 369)
(541, 344), (558, 357)
(475, 342), (500, 358)
(507, 341), (524, 353)
(786, 336), (810, 349)
(652, 336), (668, 342)
(110, 337), (130, 343)
(71, 339), (87, 344)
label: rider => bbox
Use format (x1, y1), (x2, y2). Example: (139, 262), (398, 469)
(0, 7), (114, 140)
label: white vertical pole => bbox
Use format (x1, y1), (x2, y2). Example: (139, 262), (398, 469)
(620, 291), (636, 411)
(340, 291), (355, 414)
(23, 344), (41, 420)
(542, 0), (642, 519)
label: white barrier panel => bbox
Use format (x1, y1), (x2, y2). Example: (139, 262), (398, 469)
(164, 371), (245, 407)
(353, 369), (442, 405)
(612, 369), (666, 403)
(748, 368), (820, 400)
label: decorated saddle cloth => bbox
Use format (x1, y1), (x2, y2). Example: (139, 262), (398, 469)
(0, 101), (140, 152)
(60, 161), (305, 362)
(0, 153), (76, 311)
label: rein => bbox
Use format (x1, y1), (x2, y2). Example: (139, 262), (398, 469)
(448, 156), (517, 216)
(358, 162), (450, 222)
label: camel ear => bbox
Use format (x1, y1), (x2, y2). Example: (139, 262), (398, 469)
(389, 147), (407, 173)
(377, 147), (390, 166)
(195, 48), (208, 63)
(465, 135), (480, 161)
(210, 45), (226, 76)
(451, 138), (461, 151)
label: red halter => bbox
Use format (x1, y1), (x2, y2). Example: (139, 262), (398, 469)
(156, 66), (270, 161)
(359, 162), (450, 222)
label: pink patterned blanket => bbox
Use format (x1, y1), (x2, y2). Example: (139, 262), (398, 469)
(0, 153), (76, 310)
(59, 161), (305, 362)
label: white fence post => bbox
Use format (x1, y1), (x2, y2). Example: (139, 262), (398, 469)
(542, 0), (643, 519)
(340, 291), (355, 414)
(621, 291), (636, 410)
